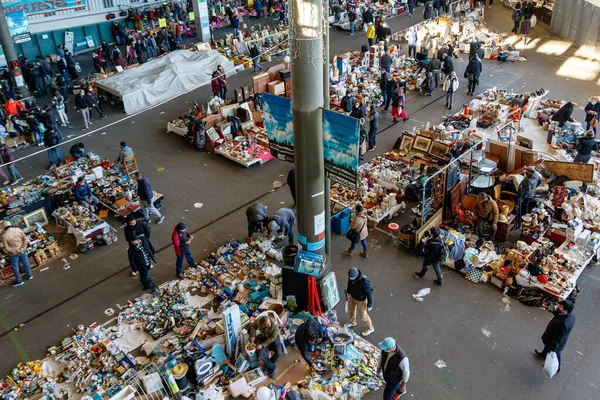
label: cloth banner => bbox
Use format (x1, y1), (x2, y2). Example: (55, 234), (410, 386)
(323, 109), (360, 188)
(6, 9), (30, 43)
(2, 0), (87, 16)
(261, 93), (294, 162)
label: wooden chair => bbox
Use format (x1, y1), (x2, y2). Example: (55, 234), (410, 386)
(456, 194), (479, 227)
(123, 154), (139, 176)
(493, 184), (517, 214)
(484, 152), (500, 165)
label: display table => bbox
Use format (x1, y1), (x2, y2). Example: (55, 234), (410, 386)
(214, 142), (273, 167)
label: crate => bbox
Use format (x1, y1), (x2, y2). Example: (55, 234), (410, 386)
(331, 208), (350, 235)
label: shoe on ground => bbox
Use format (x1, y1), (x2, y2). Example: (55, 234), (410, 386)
(434, 279), (443, 286)
(132, 271), (138, 276)
(360, 251), (368, 258)
(403, 117), (409, 121)
(144, 283), (156, 290)
(362, 328), (374, 337)
(150, 264), (154, 269)
(177, 273), (184, 279)
(157, 216), (165, 224)
(82, 127), (88, 130)
(15, 177), (23, 183)
(12, 281), (24, 287)
(344, 249), (353, 256)
(2, 180), (9, 185)
(368, 147), (375, 152)
(534, 349), (545, 360)
(102, 115), (107, 119)
(270, 366), (277, 379)
(26, 275), (32, 280)
(414, 272), (424, 279)
(345, 322), (357, 328)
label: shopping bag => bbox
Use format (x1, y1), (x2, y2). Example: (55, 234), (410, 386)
(530, 15), (537, 28)
(543, 351), (559, 379)
(344, 300), (348, 314)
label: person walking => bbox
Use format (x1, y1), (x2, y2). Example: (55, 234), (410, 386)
(464, 54), (483, 95)
(415, 227), (445, 285)
(128, 237), (156, 290)
(344, 204), (368, 257)
(286, 169), (296, 206)
(249, 315), (282, 378)
(1, 144), (23, 184)
(1, 221), (32, 287)
(378, 337), (410, 400)
(125, 214), (155, 276)
(406, 0), (415, 17)
(172, 222), (196, 278)
(383, 74), (397, 113)
(584, 96), (600, 134)
(136, 173), (164, 224)
(511, 3), (523, 35)
(249, 43), (262, 73)
(367, 105), (379, 151)
(573, 130), (598, 163)
(520, 14), (532, 45)
(423, 0), (433, 20)
(217, 65), (228, 100)
(75, 90), (92, 130)
(442, 71), (459, 110)
(391, 87), (405, 123)
(86, 87), (106, 119)
(246, 203), (269, 241)
(345, 267), (374, 336)
(43, 128), (62, 168)
(406, 27), (418, 58)
(441, 53), (454, 76)
(535, 300), (576, 374)
(366, 22), (375, 47)
(267, 207), (296, 245)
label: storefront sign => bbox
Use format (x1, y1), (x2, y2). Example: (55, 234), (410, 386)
(6, 9), (31, 44)
(322, 109), (360, 188)
(64, 31), (74, 54)
(262, 93), (294, 162)
(2, 0), (87, 16)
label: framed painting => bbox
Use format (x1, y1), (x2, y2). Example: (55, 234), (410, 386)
(399, 134), (415, 151)
(413, 135), (432, 153)
(23, 208), (49, 227)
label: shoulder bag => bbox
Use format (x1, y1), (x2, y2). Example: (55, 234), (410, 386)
(346, 217), (366, 243)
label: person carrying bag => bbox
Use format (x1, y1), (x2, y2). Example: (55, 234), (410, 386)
(344, 204), (369, 257)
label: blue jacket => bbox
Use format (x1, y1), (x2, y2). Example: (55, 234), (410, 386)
(74, 182), (92, 201)
(347, 270), (372, 308)
(137, 176), (153, 202)
(294, 319), (328, 366)
(271, 208), (296, 235)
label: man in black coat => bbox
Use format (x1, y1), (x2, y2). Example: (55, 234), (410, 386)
(287, 169), (296, 207)
(406, 0), (416, 17)
(464, 55), (483, 95)
(345, 267), (374, 336)
(383, 74), (398, 113)
(295, 319), (328, 369)
(340, 90), (354, 114)
(128, 237), (156, 290)
(362, 7), (374, 25)
(415, 227), (444, 285)
(535, 300), (576, 373)
(441, 53), (454, 76)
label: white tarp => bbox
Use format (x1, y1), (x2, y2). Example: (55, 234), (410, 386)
(96, 50), (235, 114)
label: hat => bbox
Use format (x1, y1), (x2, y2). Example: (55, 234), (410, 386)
(2, 221), (12, 229)
(176, 222), (186, 231)
(378, 337), (396, 351)
(560, 300), (574, 314)
(171, 363), (189, 378)
(348, 267), (359, 280)
(268, 220), (280, 233)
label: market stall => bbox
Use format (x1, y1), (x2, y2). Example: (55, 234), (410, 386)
(1, 238), (384, 400)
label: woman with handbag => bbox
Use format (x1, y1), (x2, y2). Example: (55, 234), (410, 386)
(584, 96), (600, 134)
(344, 204), (369, 257)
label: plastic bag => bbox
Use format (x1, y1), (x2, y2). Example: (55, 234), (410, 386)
(543, 351), (559, 379)
(344, 300), (348, 314)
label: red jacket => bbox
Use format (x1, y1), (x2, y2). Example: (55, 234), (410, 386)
(176, 24), (182, 35)
(211, 75), (221, 94)
(5, 100), (26, 115)
(171, 229), (191, 256)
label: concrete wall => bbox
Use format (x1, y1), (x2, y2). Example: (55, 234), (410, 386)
(551, 0), (600, 54)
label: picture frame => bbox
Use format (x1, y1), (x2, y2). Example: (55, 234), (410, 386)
(413, 135), (432, 153)
(23, 208), (49, 228)
(294, 250), (323, 277)
(399, 134), (415, 151)
(429, 142), (451, 159)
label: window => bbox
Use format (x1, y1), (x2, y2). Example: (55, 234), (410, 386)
(103, 0), (115, 8)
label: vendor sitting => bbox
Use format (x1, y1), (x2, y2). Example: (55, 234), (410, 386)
(249, 316), (282, 379)
(246, 203), (269, 242)
(294, 319), (328, 370)
(74, 177), (100, 212)
(473, 193), (498, 240)
(69, 142), (85, 160)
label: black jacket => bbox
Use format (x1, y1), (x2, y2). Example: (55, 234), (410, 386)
(125, 219), (153, 242)
(427, 58), (441, 72)
(247, 203), (268, 233)
(551, 102), (574, 127)
(128, 238), (156, 273)
(70, 143), (85, 159)
(362, 9), (374, 24)
(424, 3), (433, 19)
(75, 94), (91, 110)
(424, 236), (443, 265)
(437, 47), (448, 60)
(380, 54), (393, 70)
(380, 346), (408, 384)
(350, 104), (367, 120)
(542, 312), (576, 352)
(512, 9), (523, 23)
(584, 101), (600, 122)
(341, 95), (354, 113)
(43, 130), (60, 148)
(379, 72), (388, 91)
(347, 270), (372, 308)
(442, 57), (454, 75)
(576, 137), (599, 156)
(386, 79), (398, 96)
(294, 319), (328, 366)
(465, 58), (483, 80)
(249, 45), (260, 59)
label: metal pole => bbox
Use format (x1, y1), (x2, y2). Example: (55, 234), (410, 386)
(290, 0), (326, 258)
(323, 0), (331, 260)
(0, 6), (29, 98)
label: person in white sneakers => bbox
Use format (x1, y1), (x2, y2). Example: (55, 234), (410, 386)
(345, 267), (374, 336)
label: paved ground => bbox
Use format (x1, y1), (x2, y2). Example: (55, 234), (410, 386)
(1, 5), (600, 400)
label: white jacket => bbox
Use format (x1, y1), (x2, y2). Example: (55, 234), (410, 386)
(406, 30), (417, 46)
(443, 76), (459, 93)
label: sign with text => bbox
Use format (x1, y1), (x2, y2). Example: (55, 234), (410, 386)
(262, 92), (294, 162)
(323, 109), (360, 188)
(6, 9), (30, 43)
(2, 0), (87, 16)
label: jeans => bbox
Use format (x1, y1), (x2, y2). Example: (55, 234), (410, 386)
(91, 104), (104, 118)
(383, 382), (401, 400)
(368, 127), (377, 149)
(51, 123), (63, 141)
(47, 147), (63, 167)
(147, 46), (155, 59)
(520, 197), (532, 220)
(79, 194), (100, 210)
(383, 66), (391, 74)
(512, 21), (520, 34)
(81, 107), (91, 128)
(350, 238), (368, 252)
(384, 94), (392, 111)
(142, 200), (162, 221)
(445, 91), (454, 108)
(31, 129), (43, 144)
(10, 252), (31, 284)
(258, 340), (283, 375)
(233, 28), (240, 37)
(175, 34), (183, 45)
(408, 44), (416, 58)
(382, 91), (388, 109)
(252, 59), (262, 72)
(540, 345), (562, 371)
(433, 8), (439, 18)
(176, 249), (195, 274)
(418, 260), (442, 281)
(585, 122), (597, 134)
(220, 85), (228, 100)
(348, 296), (374, 330)
(287, 229), (295, 245)
(350, 21), (355, 34)
(573, 153), (592, 163)
(7, 164), (22, 182)
(408, 5), (414, 15)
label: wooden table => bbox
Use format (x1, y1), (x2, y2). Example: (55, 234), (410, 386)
(495, 214), (516, 242)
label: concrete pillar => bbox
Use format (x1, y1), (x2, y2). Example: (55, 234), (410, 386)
(0, 6), (29, 98)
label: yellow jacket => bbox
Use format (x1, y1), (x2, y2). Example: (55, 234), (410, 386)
(366, 25), (375, 39)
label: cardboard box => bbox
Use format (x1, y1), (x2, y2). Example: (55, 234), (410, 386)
(252, 72), (270, 94)
(268, 80), (285, 95)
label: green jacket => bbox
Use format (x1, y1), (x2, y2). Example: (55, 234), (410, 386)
(251, 317), (279, 346)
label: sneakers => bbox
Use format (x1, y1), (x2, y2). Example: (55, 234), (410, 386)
(132, 271), (138, 276)
(26, 275), (32, 280)
(157, 216), (165, 224)
(434, 279), (443, 286)
(150, 264), (154, 269)
(102, 115), (107, 119)
(362, 328), (374, 337)
(2, 180), (9, 185)
(534, 350), (545, 360)
(414, 272), (424, 279)
(345, 322), (357, 328)
(12, 281), (24, 287)
(344, 249), (353, 256)
(14, 177), (23, 184)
